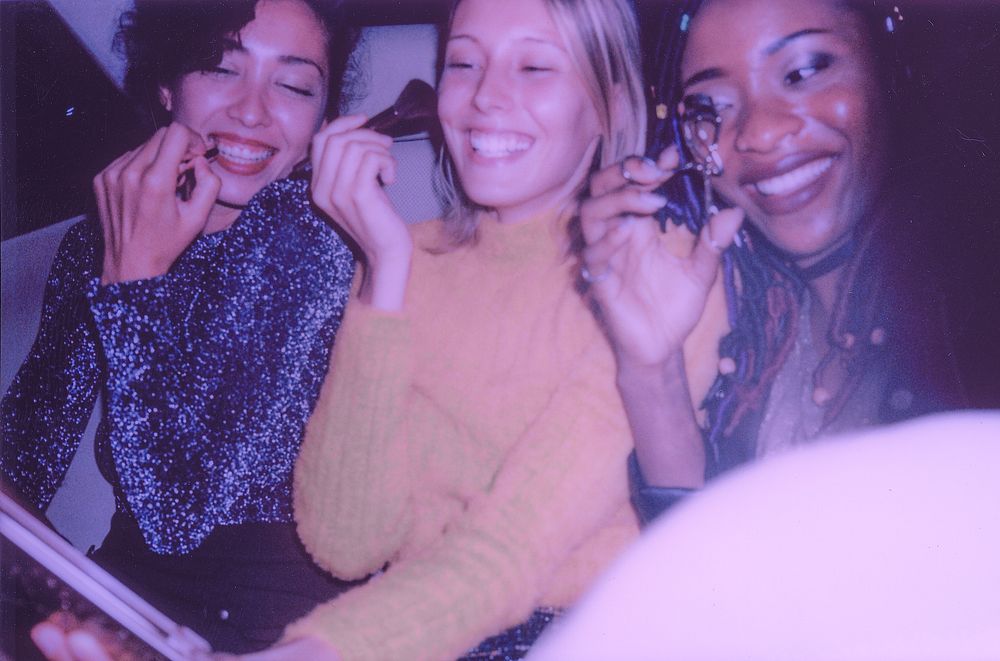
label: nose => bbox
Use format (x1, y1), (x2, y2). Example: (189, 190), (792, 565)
(227, 79), (271, 128)
(733, 97), (804, 154)
(472, 64), (512, 113)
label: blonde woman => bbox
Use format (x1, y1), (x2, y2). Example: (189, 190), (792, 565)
(258, 0), (725, 658)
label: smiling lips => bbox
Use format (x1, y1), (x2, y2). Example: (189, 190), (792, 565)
(469, 130), (533, 159)
(210, 133), (277, 176)
(754, 156), (834, 196)
(743, 154), (837, 215)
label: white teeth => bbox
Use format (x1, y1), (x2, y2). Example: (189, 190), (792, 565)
(754, 157), (833, 196)
(470, 130), (532, 158)
(217, 141), (275, 164)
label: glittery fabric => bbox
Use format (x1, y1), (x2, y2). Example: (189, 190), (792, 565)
(458, 608), (562, 661)
(1, 176), (355, 555)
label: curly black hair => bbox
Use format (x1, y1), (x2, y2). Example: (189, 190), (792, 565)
(116, 0), (358, 130)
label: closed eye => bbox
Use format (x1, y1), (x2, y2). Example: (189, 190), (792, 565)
(281, 84), (315, 97)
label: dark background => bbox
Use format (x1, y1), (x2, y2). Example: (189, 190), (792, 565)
(1, 0), (997, 405)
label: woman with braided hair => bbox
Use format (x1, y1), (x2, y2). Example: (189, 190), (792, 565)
(579, 0), (965, 521)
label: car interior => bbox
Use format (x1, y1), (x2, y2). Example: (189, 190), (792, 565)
(2, 0), (998, 606)
(2, 0), (450, 552)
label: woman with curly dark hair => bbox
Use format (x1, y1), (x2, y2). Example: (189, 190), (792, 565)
(578, 0), (966, 520)
(3, 0), (360, 651)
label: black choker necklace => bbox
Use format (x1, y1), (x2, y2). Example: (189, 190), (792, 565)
(217, 199), (247, 211)
(797, 238), (855, 281)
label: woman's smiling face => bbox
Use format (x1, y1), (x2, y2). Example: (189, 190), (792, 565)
(161, 0), (330, 212)
(437, 0), (603, 224)
(682, 0), (885, 264)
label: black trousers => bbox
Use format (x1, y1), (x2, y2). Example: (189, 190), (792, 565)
(90, 511), (363, 654)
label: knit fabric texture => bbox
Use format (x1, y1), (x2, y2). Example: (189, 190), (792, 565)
(288, 211), (726, 661)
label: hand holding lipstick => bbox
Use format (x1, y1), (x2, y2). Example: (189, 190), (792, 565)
(94, 122), (221, 285)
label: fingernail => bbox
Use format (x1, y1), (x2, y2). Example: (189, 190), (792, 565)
(640, 192), (668, 208)
(640, 157), (669, 177)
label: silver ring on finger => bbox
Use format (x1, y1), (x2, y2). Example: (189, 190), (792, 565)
(580, 264), (611, 284)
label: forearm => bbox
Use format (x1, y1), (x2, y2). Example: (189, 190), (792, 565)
(294, 302), (415, 578)
(616, 352), (705, 489)
(1, 222), (102, 507)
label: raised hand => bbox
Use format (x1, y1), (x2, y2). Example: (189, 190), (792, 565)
(579, 147), (743, 371)
(95, 123), (220, 285)
(310, 115), (411, 311)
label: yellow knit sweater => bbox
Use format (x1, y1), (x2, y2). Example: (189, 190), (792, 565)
(287, 211), (726, 660)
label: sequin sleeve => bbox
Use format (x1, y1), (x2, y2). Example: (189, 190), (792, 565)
(87, 179), (355, 554)
(1, 219), (103, 509)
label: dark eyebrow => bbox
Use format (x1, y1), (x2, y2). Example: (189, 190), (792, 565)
(682, 28), (831, 91)
(682, 67), (724, 92)
(764, 28), (831, 55)
(278, 55), (326, 79)
(219, 38), (326, 78)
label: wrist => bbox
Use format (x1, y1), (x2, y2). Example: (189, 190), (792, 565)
(615, 351), (686, 394)
(359, 244), (412, 311)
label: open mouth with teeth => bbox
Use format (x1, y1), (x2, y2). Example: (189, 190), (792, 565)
(753, 156), (834, 197)
(210, 133), (278, 176)
(469, 130), (533, 159)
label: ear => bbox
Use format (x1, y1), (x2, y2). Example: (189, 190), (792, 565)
(158, 85), (173, 113)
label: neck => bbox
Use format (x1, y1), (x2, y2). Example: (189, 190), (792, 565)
(204, 201), (244, 234)
(806, 262), (847, 343)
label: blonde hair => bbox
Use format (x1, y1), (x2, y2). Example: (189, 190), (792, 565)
(437, 0), (647, 245)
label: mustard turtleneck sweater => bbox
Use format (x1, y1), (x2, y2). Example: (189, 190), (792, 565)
(287, 211), (727, 661)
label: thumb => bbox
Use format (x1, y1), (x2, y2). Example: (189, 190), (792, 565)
(183, 157), (222, 226)
(691, 207), (744, 283)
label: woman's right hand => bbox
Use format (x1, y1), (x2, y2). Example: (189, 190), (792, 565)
(580, 148), (742, 487)
(579, 147), (743, 371)
(95, 123), (220, 285)
(311, 115), (411, 311)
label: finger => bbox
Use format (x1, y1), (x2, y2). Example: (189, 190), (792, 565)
(66, 629), (114, 661)
(312, 133), (392, 214)
(580, 187), (666, 244)
(317, 113), (369, 137)
(363, 145), (397, 187)
(590, 155), (671, 197)
(338, 145), (395, 232)
(118, 129), (172, 240)
(333, 140), (393, 213)
(31, 621), (73, 661)
(583, 220), (634, 273)
(147, 123), (205, 193)
(691, 207), (744, 284)
(655, 145), (682, 173)
(181, 156), (222, 224)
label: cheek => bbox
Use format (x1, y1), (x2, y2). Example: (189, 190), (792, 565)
(277, 102), (325, 154)
(436, 84), (472, 154)
(168, 79), (220, 125)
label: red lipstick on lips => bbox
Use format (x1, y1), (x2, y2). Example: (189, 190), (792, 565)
(210, 132), (278, 176)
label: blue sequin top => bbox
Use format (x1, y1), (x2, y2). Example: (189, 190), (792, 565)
(1, 176), (355, 554)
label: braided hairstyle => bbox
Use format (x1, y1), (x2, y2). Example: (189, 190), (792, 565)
(648, 0), (919, 475)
